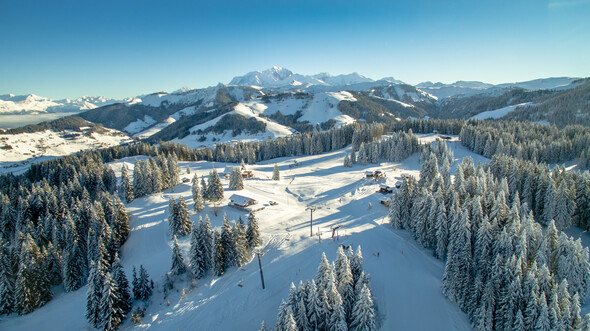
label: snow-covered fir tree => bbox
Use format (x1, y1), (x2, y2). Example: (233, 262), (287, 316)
(246, 211), (260, 249)
(229, 166), (244, 190)
(111, 254), (132, 317)
(120, 165), (134, 203)
(350, 284), (376, 331)
(234, 218), (249, 266)
(206, 170), (224, 203)
(15, 234), (52, 315)
(272, 164), (280, 181)
(221, 216), (237, 270)
(192, 174), (204, 212)
(133, 265), (152, 301)
(100, 271), (123, 330)
(213, 229), (225, 276)
(86, 261), (104, 328)
(170, 235), (188, 275)
(271, 247), (375, 331)
(343, 154), (353, 168)
(0, 239), (15, 314)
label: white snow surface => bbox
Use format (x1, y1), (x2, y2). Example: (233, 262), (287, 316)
(0, 136), (489, 330)
(239, 91), (356, 127)
(124, 116), (157, 134)
(470, 102), (533, 120)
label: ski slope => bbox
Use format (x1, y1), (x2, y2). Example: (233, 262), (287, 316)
(470, 102), (533, 120)
(0, 137), (499, 330)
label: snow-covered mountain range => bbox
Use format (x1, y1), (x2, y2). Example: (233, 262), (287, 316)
(0, 93), (123, 115)
(1, 67), (587, 170)
(228, 66), (375, 88)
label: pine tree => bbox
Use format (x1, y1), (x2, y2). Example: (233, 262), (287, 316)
(192, 174), (204, 212)
(307, 280), (321, 331)
(206, 170), (224, 203)
(441, 210), (472, 310)
(190, 217), (205, 278)
(45, 242), (62, 286)
(0, 239), (15, 314)
(571, 293), (582, 330)
(338, 258), (355, 323)
(554, 180), (575, 230)
(214, 230), (225, 276)
(272, 164), (280, 181)
(246, 211), (260, 249)
(328, 281), (347, 331)
(316, 252), (331, 291)
(536, 292), (551, 331)
(86, 261), (104, 328)
(176, 197), (191, 237)
(15, 234), (52, 315)
(135, 265), (152, 301)
(343, 154), (353, 168)
(201, 177), (208, 201)
(168, 197), (177, 237)
(229, 166), (244, 190)
(131, 266), (139, 300)
(170, 235), (188, 275)
(168, 153), (181, 189)
(234, 218), (249, 266)
(350, 246), (364, 285)
(296, 296), (309, 331)
(63, 237), (86, 292)
(100, 271), (123, 330)
(111, 254), (132, 316)
(120, 165), (134, 203)
(350, 284), (376, 331)
(113, 195), (130, 246)
(357, 143), (368, 165)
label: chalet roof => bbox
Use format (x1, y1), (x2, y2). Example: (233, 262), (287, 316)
(365, 171), (374, 175)
(229, 194), (255, 206)
(379, 184), (390, 189)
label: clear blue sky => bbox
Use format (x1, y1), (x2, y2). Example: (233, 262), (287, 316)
(1, 0), (589, 99)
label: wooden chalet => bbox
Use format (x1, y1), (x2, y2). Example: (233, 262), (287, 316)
(380, 197), (392, 206)
(365, 170), (386, 179)
(378, 184), (393, 194)
(241, 170), (254, 178)
(228, 194), (264, 212)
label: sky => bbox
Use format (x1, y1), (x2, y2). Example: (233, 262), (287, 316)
(0, 0), (589, 99)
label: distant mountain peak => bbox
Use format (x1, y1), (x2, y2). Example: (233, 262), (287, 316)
(229, 67), (374, 88)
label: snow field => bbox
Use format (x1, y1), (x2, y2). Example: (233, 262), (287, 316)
(470, 102), (533, 120)
(0, 128), (132, 174)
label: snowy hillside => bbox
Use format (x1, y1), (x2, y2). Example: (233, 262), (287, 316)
(0, 135), (486, 330)
(470, 102), (534, 120)
(0, 126), (131, 174)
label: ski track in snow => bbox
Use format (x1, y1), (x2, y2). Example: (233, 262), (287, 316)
(2, 134), (590, 330)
